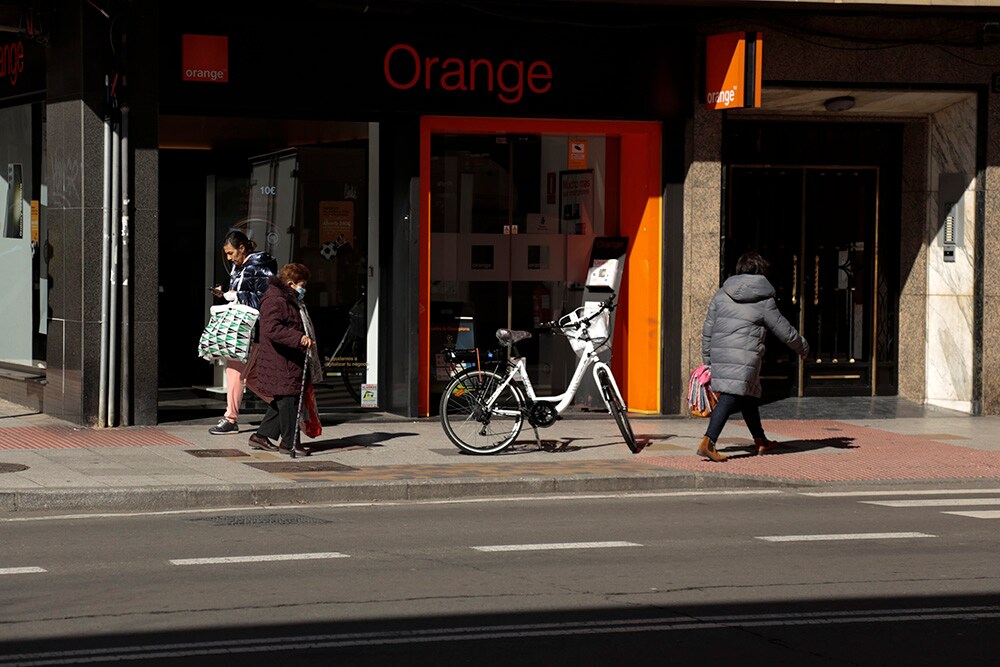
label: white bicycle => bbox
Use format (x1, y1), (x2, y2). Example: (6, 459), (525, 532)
(439, 296), (639, 455)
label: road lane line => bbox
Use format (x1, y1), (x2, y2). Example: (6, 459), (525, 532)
(170, 552), (349, 566)
(802, 489), (1000, 497)
(472, 541), (641, 552)
(0, 566), (46, 575)
(756, 532), (934, 542)
(4, 606), (1000, 663)
(941, 510), (1000, 519)
(861, 498), (1000, 507)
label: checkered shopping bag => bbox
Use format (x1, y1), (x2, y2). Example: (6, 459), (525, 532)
(197, 303), (260, 363)
(687, 364), (718, 417)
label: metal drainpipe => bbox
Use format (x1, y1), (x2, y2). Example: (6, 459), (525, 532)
(108, 117), (122, 426)
(98, 107), (112, 428)
(120, 106), (131, 426)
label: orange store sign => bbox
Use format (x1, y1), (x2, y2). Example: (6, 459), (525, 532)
(182, 34), (229, 83)
(705, 32), (762, 110)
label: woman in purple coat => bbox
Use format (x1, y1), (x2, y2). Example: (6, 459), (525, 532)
(245, 263), (323, 456)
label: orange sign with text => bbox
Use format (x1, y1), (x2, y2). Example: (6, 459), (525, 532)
(182, 34), (229, 83)
(705, 32), (762, 110)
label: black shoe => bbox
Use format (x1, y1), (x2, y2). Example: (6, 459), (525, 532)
(248, 433), (278, 451)
(209, 419), (239, 435)
(279, 441), (311, 457)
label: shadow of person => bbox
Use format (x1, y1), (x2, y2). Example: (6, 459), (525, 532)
(720, 436), (857, 460)
(304, 431), (419, 454)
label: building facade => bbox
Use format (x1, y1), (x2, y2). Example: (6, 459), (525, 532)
(0, 0), (997, 424)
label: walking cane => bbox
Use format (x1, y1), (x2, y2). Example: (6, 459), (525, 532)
(291, 347), (310, 460)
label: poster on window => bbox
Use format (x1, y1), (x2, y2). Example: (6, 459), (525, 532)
(3, 163), (23, 239)
(319, 200), (354, 248)
(559, 169), (593, 235)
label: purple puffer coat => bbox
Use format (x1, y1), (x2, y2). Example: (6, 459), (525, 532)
(246, 277), (309, 397)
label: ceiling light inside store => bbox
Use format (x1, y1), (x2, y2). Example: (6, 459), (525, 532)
(824, 95), (856, 112)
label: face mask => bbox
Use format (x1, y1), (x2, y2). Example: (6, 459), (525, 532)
(294, 285), (306, 301)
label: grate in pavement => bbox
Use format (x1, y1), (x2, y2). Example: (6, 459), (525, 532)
(185, 449), (250, 458)
(242, 461), (357, 473)
(189, 513), (332, 526)
(0, 463), (29, 473)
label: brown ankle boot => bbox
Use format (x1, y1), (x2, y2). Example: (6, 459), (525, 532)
(696, 436), (727, 462)
(754, 436), (778, 455)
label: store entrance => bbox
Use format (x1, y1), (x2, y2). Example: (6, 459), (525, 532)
(728, 166), (881, 397)
(429, 132), (614, 410)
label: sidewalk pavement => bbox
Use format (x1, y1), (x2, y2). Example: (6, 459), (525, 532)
(3, 398), (1000, 513)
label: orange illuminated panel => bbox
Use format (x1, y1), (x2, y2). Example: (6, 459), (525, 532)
(418, 117), (662, 416)
(705, 32), (762, 110)
(182, 34), (229, 83)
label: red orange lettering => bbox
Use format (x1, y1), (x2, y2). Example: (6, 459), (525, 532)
(384, 43), (552, 105)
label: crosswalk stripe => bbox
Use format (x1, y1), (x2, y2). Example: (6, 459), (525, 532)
(861, 498), (1000, 508)
(170, 552), (350, 566)
(756, 532), (934, 542)
(472, 541), (641, 552)
(941, 510), (1000, 519)
(0, 567), (46, 575)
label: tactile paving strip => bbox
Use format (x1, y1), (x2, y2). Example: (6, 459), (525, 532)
(0, 426), (191, 450)
(642, 420), (1000, 481)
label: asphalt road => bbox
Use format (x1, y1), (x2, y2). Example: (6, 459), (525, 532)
(2, 486), (1000, 665)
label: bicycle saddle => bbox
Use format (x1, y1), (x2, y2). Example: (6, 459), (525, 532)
(495, 329), (532, 345)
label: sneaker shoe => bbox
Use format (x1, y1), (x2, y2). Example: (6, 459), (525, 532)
(209, 419), (239, 435)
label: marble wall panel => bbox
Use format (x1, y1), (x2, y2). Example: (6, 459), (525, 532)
(925, 294), (973, 403)
(984, 183), (1000, 299)
(923, 97), (976, 411)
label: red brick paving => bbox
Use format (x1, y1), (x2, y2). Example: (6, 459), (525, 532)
(641, 420), (1000, 481)
(0, 426), (191, 450)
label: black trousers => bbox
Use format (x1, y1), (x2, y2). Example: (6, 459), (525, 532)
(256, 394), (299, 447)
(705, 392), (765, 442)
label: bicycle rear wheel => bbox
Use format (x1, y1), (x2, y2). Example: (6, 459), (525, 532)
(597, 368), (639, 453)
(440, 368), (525, 455)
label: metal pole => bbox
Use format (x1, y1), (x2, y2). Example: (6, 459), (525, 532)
(292, 349), (310, 459)
(108, 118), (121, 426)
(120, 106), (131, 425)
(98, 105), (112, 428)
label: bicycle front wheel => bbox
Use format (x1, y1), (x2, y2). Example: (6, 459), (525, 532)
(440, 368), (525, 455)
(597, 368), (639, 453)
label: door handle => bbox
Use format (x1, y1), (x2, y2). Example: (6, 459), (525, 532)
(791, 255), (798, 305)
(813, 254), (820, 306)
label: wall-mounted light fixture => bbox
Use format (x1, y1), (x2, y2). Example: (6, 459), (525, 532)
(824, 95), (856, 112)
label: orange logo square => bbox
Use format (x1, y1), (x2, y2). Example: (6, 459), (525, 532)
(182, 34), (228, 83)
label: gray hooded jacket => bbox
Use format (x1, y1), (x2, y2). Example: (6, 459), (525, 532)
(701, 274), (809, 398)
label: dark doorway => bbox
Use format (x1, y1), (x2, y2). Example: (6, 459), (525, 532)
(724, 122), (901, 399)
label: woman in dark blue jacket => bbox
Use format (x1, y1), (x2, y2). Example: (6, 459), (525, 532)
(208, 230), (277, 435)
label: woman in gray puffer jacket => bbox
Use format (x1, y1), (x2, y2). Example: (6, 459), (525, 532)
(698, 251), (809, 462)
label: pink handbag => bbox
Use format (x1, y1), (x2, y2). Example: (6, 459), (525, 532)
(687, 365), (718, 417)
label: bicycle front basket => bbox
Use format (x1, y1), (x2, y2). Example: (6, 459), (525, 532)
(560, 304), (610, 357)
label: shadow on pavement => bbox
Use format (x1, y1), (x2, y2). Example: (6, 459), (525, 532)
(306, 431), (419, 454)
(720, 436), (858, 459)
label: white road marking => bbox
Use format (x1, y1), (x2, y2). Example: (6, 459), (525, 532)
(802, 488), (1000, 497)
(756, 532), (934, 542)
(170, 552), (349, 566)
(861, 498), (1000, 507)
(0, 490), (784, 523)
(4, 606), (1000, 663)
(472, 541), (641, 552)
(0, 566), (46, 575)
(941, 510), (1000, 519)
